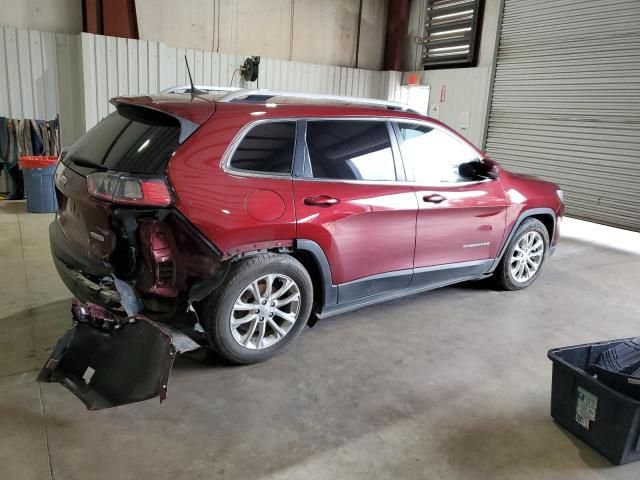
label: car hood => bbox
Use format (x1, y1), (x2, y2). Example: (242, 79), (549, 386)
(502, 170), (560, 189)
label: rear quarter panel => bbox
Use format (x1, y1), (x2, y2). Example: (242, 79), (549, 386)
(166, 109), (297, 255)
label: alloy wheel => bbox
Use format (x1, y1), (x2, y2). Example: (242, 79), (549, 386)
(229, 274), (301, 349)
(510, 231), (544, 283)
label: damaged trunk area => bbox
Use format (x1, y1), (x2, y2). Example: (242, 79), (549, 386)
(44, 206), (223, 409)
(109, 207), (223, 317)
(50, 194), (223, 319)
(41, 103), (223, 409)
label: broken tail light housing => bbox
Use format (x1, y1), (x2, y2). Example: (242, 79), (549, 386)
(87, 172), (174, 207)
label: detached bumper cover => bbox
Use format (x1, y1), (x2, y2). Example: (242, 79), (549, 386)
(38, 316), (198, 410)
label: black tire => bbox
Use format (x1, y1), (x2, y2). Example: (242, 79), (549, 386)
(202, 253), (313, 364)
(494, 218), (549, 291)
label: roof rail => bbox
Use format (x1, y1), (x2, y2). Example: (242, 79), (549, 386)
(160, 85), (241, 94)
(216, 89), (417, 113)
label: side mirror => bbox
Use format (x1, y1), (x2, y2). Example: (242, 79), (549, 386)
(459, 160), (499, 181)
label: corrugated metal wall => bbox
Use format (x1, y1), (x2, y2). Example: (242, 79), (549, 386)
(0, 26), (83, 146)
(0, 27), (401, 151)
(485, 0), (640, 231)
(80, 32), (390, 131)
(0, 26), (60, 120)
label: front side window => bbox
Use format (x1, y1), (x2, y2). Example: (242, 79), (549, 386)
(229, 122), (296, 174)
(306, 121), (396, 181)
(396, 123), (479, 184)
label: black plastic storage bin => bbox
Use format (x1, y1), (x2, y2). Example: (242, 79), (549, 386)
(548, 339), (640, 465)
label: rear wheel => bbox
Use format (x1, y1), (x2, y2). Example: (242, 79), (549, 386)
(494, 218), (549, 291)
(202, 253), (313, 364)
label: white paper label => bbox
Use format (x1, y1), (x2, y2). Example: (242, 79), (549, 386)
(576, 387), (598, 430)
(82, 366), (96, 385)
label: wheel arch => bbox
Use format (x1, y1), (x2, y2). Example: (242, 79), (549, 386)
(292, 239), (338, 311)
(488, 207), (556, 273)
(214, 240), (337, 314)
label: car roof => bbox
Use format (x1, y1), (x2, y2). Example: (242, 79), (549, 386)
(214, 89), (422, 114)
(111, 93), (433, 124)
(210, 100), (427, 120)
(112, 88), (427, 122)
(109, 92), (486, 158)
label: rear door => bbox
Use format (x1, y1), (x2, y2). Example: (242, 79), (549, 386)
(293, 119), (418, 303)
(392, 122), (508, 283)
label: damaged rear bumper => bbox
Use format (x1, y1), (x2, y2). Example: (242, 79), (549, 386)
(52, 255), (122, 308)
(45, 216), (219, 409)
(39, 316), (176, 409)
(39, 301), (202, 410)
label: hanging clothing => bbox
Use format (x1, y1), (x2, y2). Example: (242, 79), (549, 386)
(50, 118), (61, 156)
(37, 120), (50, 156)
(30, 119), (44, 156)
(17, 119), (33, 156)
(47, 118), (60, 156)
(0, 117), (8, 166)
(5, 164), (24, 200)
(1, 116), (23, 199)
(0, 117), (19, 168)
(1, 114), (60, 200)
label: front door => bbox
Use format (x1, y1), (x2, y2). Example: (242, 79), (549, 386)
(293, 120), (418, 303)
(393, 122), (508, 284)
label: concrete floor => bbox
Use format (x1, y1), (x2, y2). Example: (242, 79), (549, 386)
(1, 200), (639, 480)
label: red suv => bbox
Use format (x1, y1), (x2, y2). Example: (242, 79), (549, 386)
(49, 90), (563, 369)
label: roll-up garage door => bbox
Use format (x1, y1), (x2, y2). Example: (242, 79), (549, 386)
(485, 0), (640, 231)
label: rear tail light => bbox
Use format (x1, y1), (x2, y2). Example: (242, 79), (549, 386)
(87, 172), (174, 207)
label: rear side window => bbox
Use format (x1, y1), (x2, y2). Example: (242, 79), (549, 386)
(229, 122), (296, 175)
(306, 121), (396, 181)
(67, 105), (181, 174)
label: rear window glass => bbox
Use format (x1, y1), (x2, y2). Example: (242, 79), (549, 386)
(66, 105), (181, 174)
(229, 122), (296, 175)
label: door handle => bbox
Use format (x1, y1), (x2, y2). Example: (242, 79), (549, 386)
(423, 194), (446, 204)
(304, 195), (340, 207)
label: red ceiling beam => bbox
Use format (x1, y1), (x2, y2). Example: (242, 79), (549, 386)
(384, 0), (410, 71)
(82, 0), (102, 34)
(83, 0), (139, 39)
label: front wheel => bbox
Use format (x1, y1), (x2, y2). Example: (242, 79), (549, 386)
(202, 253), (313, 364)
(494, 218), (549, 291)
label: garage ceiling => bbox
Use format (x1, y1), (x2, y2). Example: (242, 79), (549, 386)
(485, 0), (640, 231)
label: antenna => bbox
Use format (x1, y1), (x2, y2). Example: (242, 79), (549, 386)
(184, 55), (206, 95)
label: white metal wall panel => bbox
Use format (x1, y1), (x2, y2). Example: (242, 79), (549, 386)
(0, 26), (55, 120)
(0, 26), (81, 146)
(79, 32), (392, 131)
(485, 0), (640, 231)
(0, 28), (403, 153)
(55, 33), (84, 146)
